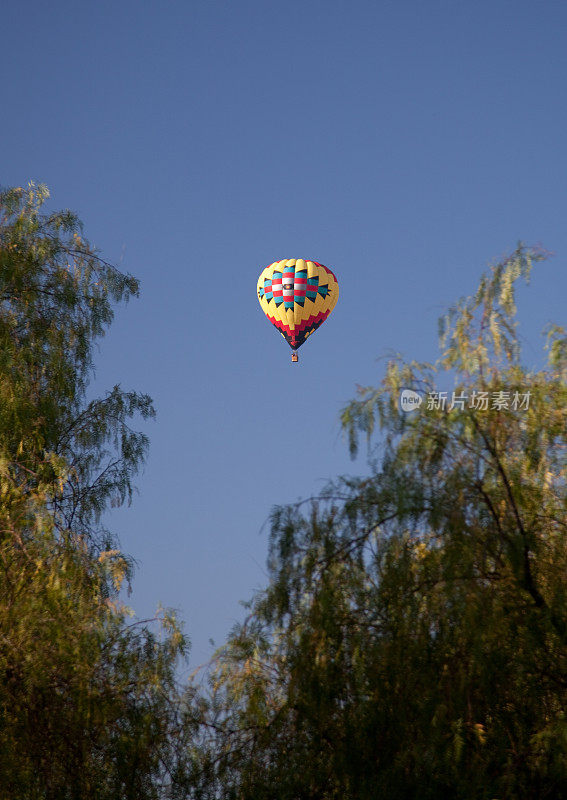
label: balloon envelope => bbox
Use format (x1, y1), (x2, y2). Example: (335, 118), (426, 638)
(257, 259), (339, 351)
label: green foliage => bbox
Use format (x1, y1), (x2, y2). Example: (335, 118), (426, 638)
(0, 534), (188, 799)
(198, 245), (567, 799)
(0, 184), (187, 799)
(0, 183), (155, 553)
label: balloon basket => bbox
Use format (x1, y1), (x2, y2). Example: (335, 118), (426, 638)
(291, 351), (299, 363)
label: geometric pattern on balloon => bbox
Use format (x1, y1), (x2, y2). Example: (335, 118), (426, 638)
(257, 259), (339, 351)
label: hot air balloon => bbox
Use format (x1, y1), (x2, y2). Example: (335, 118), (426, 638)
(257, 259), (339, 362)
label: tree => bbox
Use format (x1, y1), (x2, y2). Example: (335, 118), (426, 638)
(199, 245), (567, 799)
(0, 184), (188, 799)
(0, 182), (153, 553)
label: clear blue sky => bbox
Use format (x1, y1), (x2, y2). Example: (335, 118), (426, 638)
(2, 0), (567, 668)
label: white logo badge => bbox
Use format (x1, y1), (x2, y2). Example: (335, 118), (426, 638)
(400, 389), (423, 413)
